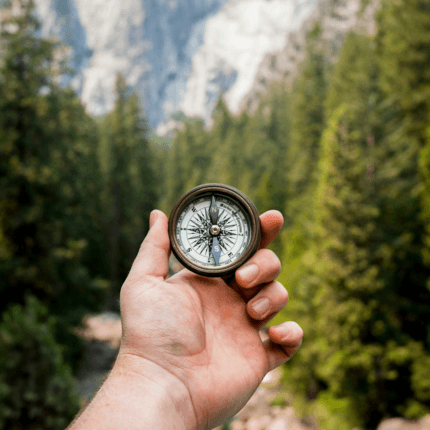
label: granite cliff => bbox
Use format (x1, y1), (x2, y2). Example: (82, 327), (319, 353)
(29, 0), (378, 128)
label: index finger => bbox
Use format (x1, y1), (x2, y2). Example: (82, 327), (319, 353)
(259, 210), (284, 249)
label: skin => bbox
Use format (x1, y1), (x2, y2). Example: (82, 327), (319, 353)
(69, 209), (303, 430)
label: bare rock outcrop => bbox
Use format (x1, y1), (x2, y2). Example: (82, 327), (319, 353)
(241, 0), (381, 112)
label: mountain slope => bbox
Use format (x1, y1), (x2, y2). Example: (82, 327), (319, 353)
(181, 0), (319, 121)
(35, 0), (228, 125)
(242, 0), (380, 111)
(31, 0), (378, 127)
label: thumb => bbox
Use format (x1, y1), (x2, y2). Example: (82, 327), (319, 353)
(128, 210), (171, 279)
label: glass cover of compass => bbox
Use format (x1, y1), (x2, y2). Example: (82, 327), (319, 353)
(168, 183), (261, 277)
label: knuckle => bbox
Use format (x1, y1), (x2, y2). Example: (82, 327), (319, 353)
(258, 248), (275, 260)
(255, 249), (281, 274)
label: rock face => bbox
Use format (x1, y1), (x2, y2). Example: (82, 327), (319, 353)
(242, 0), (380, 112)
(180, 0), (319, 121)
(34, 0), (229, 125)
(31, 0), (325, 127)
(29, 0), (378, 128)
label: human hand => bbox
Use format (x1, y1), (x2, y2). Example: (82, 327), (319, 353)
(116, 209), (303, 430)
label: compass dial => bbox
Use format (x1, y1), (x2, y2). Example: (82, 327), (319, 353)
(176, 194), (251, 267)
(168, 184), (261, 277)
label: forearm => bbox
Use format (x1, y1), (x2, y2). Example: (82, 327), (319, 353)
(68, 353), (196, 430)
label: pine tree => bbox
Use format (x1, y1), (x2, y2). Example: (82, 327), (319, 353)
(325, 32), (378, 125)
(279, 19), (430, 426)
(377, 0), (430, 147)
(160, 117), (209, 212)
(286, 22), (328, 224)
(0, 0), (108, 424)
(0, 296), (80, 430)
(259, 84), (290, 214)
(0, 0), (106, 332)
(98, 73), (156, 305)
(311, 105), (386, 428)
(375, 0), (430, 372)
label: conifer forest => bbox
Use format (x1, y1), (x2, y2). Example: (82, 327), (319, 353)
(0, 0), (430, 429)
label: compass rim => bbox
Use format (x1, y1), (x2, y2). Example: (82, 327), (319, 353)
(168, 183), (261, 277)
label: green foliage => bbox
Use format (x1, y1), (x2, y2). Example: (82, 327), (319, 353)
(325, 32), (378, 122)
(0, 295), (80, 430)
(285, 21), (328, 224)
(420, 126), (430, 288)
(1, 0), (430, 429)
(269, 394), (289, 408)
(98, 73), (156, 303)
(277, 5), (430, 428)
(377, 0), (430, 144)
(310, 105), (388, 427)
(0, 0), (107, 356)
(161, 86), (290, 221)
(0, 0), (157, 425)
(161, 13), (430, 429)
(313, 392), (360, 430)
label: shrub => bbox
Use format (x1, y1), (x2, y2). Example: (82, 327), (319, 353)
(0, 295), (80, 430)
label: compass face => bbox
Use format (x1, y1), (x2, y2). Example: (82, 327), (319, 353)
(168, 184), (261, 277)
(176, 194), (251, 268)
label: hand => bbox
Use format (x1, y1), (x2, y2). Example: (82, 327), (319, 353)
(117, 209), (303, 430)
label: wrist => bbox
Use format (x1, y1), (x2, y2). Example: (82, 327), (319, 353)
(68, 351), (197, 430)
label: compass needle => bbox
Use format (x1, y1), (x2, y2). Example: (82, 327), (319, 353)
(211, 236), (221, 266)
(209, 195), (219, 225)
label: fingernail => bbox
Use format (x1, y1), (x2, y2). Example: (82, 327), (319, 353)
(149, 210), (158, 229)
(251, 297), (270, 318)
(276, 324), (289, 339)
(237, 264), (259, 285)
(275, 323), (294, 341)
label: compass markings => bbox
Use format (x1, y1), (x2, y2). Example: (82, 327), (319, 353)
(178, 196), (250, 267)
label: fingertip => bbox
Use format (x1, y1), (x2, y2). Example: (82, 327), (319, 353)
(260, 210), (284, 228)
(264, 321), (303, 370)
(128, 210), (171, 279)
(149, 210), (158, 229)
(149, 209), (167, 229)
(144, 209), (169, 249)
(259, 210), (284, 249)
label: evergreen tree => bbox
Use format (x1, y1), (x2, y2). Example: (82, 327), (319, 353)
(0, 0), (106, 338)
(375, 0), (430, 287)
(286, 22), (328, 224)
(420, 125), (430, 287)
(98, 73), (156, 305)
(325, 32), (378, 125)
(375, 0), (430, 375)
(377, 0), (430, 147)
(279, 18), (430, 427)
(159, 117), (209, 212)
(0, 296), (80, 430)
(0, 0), (109, 424)
(311, 105), (385, 428)
(259, 84), (290, 214)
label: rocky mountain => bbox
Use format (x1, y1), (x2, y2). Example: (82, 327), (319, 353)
(34, 0), (229, 126)
(180, 0), (319, 121)
(29, 0), (377, 129)
(242, 0), (380, 112)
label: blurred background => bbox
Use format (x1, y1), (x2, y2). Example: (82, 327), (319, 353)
(0, 0), (430, 429)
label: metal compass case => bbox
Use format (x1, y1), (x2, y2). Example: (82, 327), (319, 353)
(168, 183), (261, 277)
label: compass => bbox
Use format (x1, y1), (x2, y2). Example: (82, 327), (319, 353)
(168, 183), (261, 277)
